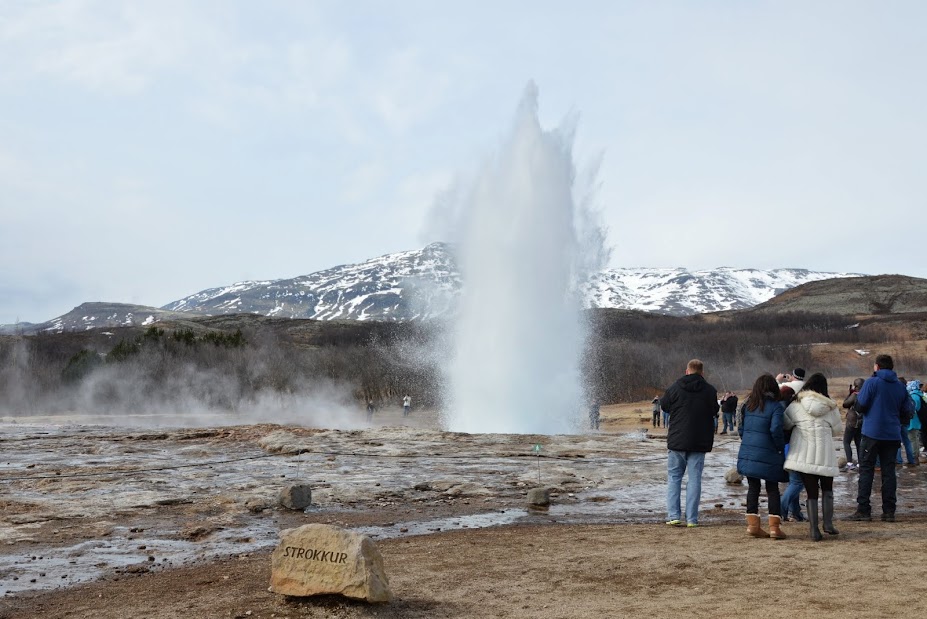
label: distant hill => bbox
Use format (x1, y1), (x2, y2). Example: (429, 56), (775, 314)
(739, 274), (927, 316)
(13, 302), (197, 335)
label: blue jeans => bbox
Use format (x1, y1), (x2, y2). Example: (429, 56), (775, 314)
(667, 450), (706, 524)
(897, 428), (915, 464)
(663, 412), (671, 428)
(780, 471), (805, 520)
(722, 412), (735, 433)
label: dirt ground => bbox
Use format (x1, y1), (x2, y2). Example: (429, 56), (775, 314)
(4, 519), (927, 619)
(2, 395), (926, 619)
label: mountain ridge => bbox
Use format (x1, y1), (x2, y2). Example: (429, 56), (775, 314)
(4, 243), (871, 333)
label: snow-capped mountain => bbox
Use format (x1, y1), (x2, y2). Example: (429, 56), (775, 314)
(9, 243), (862, 333)
(581, 266), (854, 315)
(163, 242), (858, 321)
(163, 242), (461, 321)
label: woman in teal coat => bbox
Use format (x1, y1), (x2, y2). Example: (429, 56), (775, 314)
(737, 373), (788, 539)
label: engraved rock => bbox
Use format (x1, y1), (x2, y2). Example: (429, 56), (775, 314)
(270, 524), (391, 602)
(279, 484), (312, 510)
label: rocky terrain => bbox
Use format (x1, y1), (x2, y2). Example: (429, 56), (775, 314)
(1, 404), (926, 618)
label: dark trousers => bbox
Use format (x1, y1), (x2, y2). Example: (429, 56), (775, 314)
(843, 425), (861, 462)
(746, 477), (781, 515)
(652, 411), (661, 427)
(857, 435), (901, 515)
(799, 473), (833, 501)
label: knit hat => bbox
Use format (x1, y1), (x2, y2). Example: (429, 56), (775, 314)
(792, 368), (806, 380)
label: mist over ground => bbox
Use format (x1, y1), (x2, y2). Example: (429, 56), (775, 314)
(0, 309), (915, 430)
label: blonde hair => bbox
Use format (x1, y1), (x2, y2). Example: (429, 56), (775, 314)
(687, 359), (704, 375)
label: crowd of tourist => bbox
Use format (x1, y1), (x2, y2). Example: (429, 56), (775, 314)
(657, 355), (925, 540)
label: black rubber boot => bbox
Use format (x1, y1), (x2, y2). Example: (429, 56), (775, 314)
(822, 490), (839, 535)
(807, 499), (823, 541)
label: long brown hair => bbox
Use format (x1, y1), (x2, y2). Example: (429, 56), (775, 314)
(745, 374), (781, 412)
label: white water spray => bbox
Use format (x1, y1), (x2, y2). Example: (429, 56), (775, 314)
(444, 83), (609, 434)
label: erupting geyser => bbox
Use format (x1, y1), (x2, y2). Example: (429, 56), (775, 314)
(444, 83), (609, 434)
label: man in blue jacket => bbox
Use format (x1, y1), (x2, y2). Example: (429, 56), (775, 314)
(851, 354), (914, 522)
(660, 359), (719, 527)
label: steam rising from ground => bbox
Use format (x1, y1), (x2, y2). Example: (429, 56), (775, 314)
(439, 83), (610, 434)
(0, 337), (371, 429)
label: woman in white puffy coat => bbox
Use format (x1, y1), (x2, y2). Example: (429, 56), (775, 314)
(784, 373), (843, 542)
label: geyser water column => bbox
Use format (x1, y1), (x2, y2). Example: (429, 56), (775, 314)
(445, 83), (607, 434)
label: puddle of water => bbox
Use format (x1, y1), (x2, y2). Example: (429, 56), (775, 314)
(352, 509), (528, 539)
(0, 521), (281, 596)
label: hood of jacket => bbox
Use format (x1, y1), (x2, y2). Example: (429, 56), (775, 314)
(795, 390), (837, 417)
(679, 373), (708, 393)
(875, 368), (900, 384)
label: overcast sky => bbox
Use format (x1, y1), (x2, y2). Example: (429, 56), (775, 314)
(2, 1), (925, 324)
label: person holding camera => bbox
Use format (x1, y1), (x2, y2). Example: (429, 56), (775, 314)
(842, 378), (865, 468)
(778, 368), (807, 395)
(719, 391), (738, 435)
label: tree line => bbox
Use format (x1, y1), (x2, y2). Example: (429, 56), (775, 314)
(0, 310), (919, 418)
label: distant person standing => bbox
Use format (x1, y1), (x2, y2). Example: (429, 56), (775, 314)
(720, 391), (738, 435)
(895, 377), (918, 466)
(920, 382), (927, 458)
(906, 380), (923, 460)
(661, 359), (719, 528)
(777, 370), (804, 518)
(589, 402), (601, 430)
(366, 400), (376, 422)
(652, 397), (662, 428)
(851, 354), (914, 523)
(842, 378), (865, 468)
(402, 394), (412, 417)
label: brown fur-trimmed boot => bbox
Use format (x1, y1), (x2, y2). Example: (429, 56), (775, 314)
(768, 514), (787, 539)
(746, 513), (768, 538)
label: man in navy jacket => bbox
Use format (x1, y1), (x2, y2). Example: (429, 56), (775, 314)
(851, 354), (914, 522)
